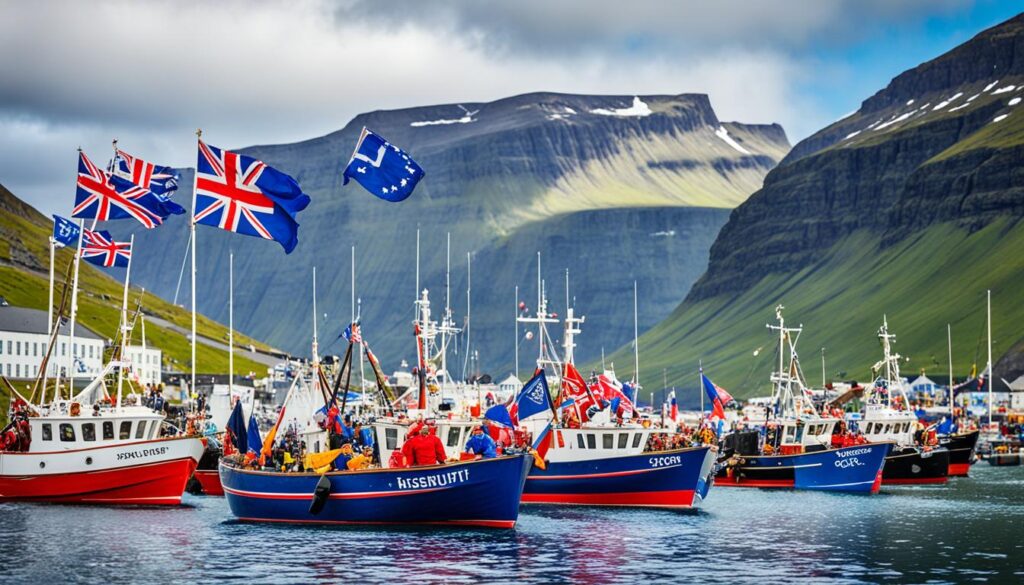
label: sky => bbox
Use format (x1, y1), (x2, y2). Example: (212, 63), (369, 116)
(0, 0), (1021, 215)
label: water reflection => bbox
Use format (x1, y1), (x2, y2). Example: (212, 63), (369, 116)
(0, 466), (1021, 584)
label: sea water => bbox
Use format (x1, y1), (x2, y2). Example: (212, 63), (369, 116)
(1, 465), (1021, 584)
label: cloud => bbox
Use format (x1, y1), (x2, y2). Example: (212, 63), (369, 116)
(0, 0), (972, 214)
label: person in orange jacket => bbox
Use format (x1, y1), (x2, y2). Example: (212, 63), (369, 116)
(401, 425), (447, 466)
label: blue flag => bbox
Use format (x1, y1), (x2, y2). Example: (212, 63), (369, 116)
(246, 414), (262, 455)
(52, 215), (81, 247)
(226, 401), (247, 453)
(484, 404), (515, 428)
(515, 370), (553, 422)
(343, 128), (424, 202)
(194, 140), (311, 254)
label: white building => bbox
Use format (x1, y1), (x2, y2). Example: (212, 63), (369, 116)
(124, 344), (162, 386)
(0, 305), (105, 381)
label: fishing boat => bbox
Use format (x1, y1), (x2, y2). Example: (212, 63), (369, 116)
(855, 317), (949, 485)
(986, 440), (1022, 466)
(1, 395), (204, 505)
(717, 306), (891, 493)
(220, 452), (532, 527)
(941, 430), (980, 476)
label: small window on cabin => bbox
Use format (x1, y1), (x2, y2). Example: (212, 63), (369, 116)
(587, 434), (597, 449)
(119, 421), (132, 440)
(786, 427), (796, 439)
(618, 433), (628, 449)
(151, 423), (161, 439)
(82, 423), (96, 442)
(136, 421), (148, 439)
(576, 433), (586, 449)
(42, 423), (52, 441)
(59, 423), (76, 442)
(602, 433), (613, 449)
(632, 433), (643, 449)
(385, 427), (398, 450)
(447, 427), (461, 447)
(103, 421), (114, 440)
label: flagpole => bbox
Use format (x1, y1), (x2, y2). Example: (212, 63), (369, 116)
(191, 129), (201, 403)
(116, 234), (135, 410)
(462, 251), (471, 381)
(633, 280), (639, 386)
(66, 216), (85, 399)
(699, 360), (704, 415)
(229, 249), (234, 397)
(44, 235), (55, 398)
(311, 266), (319, 363)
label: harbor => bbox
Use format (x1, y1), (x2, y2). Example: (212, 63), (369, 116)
(3, 3), (1024, 584)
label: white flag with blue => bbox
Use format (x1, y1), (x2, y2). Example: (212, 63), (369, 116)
(343, 128), (424, 202)
(52, 215), (81, 247)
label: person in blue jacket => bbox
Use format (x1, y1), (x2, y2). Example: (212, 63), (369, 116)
(464, 425), (497, 459)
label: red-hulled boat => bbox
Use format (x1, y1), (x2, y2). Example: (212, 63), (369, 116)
(1, 400), (204, 505)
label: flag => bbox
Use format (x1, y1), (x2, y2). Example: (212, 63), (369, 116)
(484, 404), (515, 428)
(343, 322), (362, 344)
(531, 422), (553, 469)
(72, 151), (171, 228)
(226, 401), (247, 453)
(936, 417), (957, 435)
(343, 128), (424, 202)
(260, 406), (288, 466)
(52, 215), (81, 247)
(111, 148), (182, 203)
(562, 362), (601, 423)
(80, 230), (131, 268)
(669, 390), (678, 422)
(702, 373), (726, 419)
(622, 381), (637, 405)
(514, 370), (553, 423)
(194, 140), (311, 253)
(246, 414), (262, 456)
(598, 374), (635, 415)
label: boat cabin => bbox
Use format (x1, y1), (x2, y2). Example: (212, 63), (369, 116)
(26, 406), (166, 453)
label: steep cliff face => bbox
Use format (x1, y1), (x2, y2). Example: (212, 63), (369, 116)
(123, 92), (789, 370)
(608, 14), (1024, 395)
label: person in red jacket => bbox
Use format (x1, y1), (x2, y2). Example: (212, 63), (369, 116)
(401, 425), (447, 466)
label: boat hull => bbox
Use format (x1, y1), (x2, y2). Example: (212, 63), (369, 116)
(0, 436), (204, 505)
(190, 444), (224, 496)
(881, 446), (949, 485)
(987, 453), (1022, 466)
(717, 443), (891, 493)
(220, 454), (532, 528)
(522, 446), (715, 509)
(940, 430), (979, 476)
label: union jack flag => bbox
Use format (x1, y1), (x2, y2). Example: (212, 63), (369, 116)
(111, 149), (185, 215)
(72, 151), (170, 229)
(194, 140), (311, 253)
(80, 229), (131, 268)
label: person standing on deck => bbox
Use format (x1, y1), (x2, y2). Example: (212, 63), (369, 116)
(401, 425), (447, 466)
(464, 425), (497, 459)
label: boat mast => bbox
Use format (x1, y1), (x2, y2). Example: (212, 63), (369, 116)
(562, 269), (584, 367)
(633, 280), (639, 387)
(190, 130), (200, 405)
(311, 266), (319, 364)
(947, 323), (954, 422)
(462, 251), (471, 381)
(514, 285), (519, 380)
(986, 289), (993, 427)
(228, 250), (233, 397)
(44, 234), (55, 399)
(116, 234), (135, 410)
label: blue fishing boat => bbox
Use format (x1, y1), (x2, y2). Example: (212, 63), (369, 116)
(717, 306), (891, 493)
(220, 453), (532, 528)
(523, 441), (715, 507)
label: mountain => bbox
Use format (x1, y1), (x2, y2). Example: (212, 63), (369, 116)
(123, 92), (790, 374)
(607, 14), (1024, 399)
(0, 183), (272, 383)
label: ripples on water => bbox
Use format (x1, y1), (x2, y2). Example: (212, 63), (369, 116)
(2, 466), (1022, 584)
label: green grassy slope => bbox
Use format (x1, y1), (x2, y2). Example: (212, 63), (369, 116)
(0, 184), (271, 379)
(606, 218), (1024, 398)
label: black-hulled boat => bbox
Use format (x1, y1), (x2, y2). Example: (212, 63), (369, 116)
(941, 429), (979, 476)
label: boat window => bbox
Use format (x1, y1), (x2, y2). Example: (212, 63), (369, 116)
(603, 433), (613, 449)
(577, 433), (586, 449)
(136, 421), (147, 439)
(59, 423), (76, 442)
(618, 433), (628, 449)
(385, 427), (398, 450)
(447, 427), (461, 447)
(42, 423), (52, 441)
(103, 421), (114, 440)
(587, 434), (597, 449)
(785, 426), (796, 439)
(119, 421), (132, 440)
(151, 423), (161, 439)
(903, 423), (910, 433)
(632, 433), (643, 449)
(82, 422), (96, 442)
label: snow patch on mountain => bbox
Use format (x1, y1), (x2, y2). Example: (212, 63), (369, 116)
(591, 97), (652, 117)
(993, 114), (1010, 123)
(714, 126), (751, 154)
(410, 105), (478, 127)
(984, 80), (1000, 92)
(993, 85), (1017, 95)
(933, 93), (964, 110)
(1009, 97), (1022, 106)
